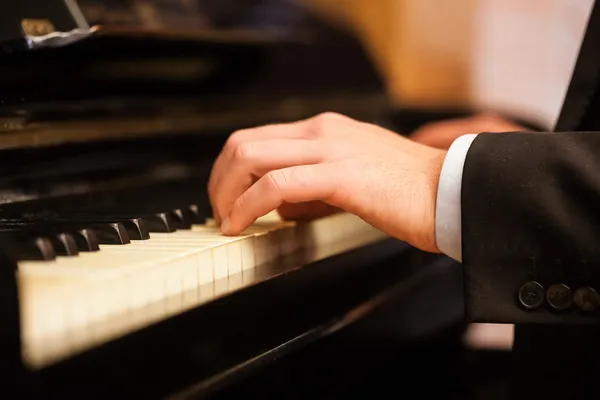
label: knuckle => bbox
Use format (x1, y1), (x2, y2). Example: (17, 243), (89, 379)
(265, 170), (288, 194)
(326, 163), (348, 202)
(310, 112), (346, 136)
(224, 129), (248, 152)
(315, 111), (344, 121)
(232, 142), (253, 161)
(233, 195), (246, 214)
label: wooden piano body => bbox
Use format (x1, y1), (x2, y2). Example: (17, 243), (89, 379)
(0, 1), (475, 398)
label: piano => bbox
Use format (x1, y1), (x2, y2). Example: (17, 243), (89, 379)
(0, 1), (494, 398)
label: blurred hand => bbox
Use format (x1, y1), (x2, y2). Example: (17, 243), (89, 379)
(411, 112), (527, 149)
(208, 112), (447, 253)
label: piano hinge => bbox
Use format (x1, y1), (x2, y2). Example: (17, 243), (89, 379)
(21, 19), (56, 37)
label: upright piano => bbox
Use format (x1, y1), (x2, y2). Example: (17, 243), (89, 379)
(0, 1), (485, 398)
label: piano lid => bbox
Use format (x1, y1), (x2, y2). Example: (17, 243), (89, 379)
(76, 0), (313, 39)
(0, 0), (391, 150)
(0, 0), (310, 53)
(0, 0), (310, 110)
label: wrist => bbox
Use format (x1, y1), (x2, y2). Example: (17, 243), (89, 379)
(415, 148), (447, 254)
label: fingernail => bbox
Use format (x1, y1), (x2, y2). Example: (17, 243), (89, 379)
(220, 218), (231, 234)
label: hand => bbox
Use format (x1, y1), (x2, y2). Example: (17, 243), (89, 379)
(208, 112), (447, 253)
(411, 112), (527, 149)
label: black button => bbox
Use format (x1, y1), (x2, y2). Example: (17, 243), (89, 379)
(546, 283), (572, 310)
(519, 281), (545, 309)
(574, 286), (600, 311)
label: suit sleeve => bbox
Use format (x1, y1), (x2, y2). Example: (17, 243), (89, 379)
(461, 131), (600, 324)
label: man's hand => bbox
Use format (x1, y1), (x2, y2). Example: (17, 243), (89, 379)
(208, 112), (446, 253)
(411, 112), (527, 149)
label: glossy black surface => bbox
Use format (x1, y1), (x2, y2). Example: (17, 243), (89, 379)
(208, 326), (513, 399)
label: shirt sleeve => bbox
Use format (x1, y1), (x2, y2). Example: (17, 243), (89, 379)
(435, 133), (478, 262)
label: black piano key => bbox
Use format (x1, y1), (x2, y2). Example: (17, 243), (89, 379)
(182, 204), (206, 224)
(0, 228), (57, 261)
(170, 209), (192, 230)
(49, 221), (131, 245)
(120, 218), (150, 240)
(51, 233), (79, 256)
(19, 237), (56, 261)
(74, 228), (100, 252)
(53, 217), (150, 241)
(91, 223), (131, 244)
(142, 213), (176, 233)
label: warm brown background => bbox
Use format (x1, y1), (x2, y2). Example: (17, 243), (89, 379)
(303, 0), (591, 129)
(304, 0), (478, 110)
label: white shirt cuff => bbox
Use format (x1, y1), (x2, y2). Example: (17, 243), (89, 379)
(435, 133), (479, 262)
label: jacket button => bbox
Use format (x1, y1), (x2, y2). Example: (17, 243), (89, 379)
(574, 286), (600, 311)
(518, 281), (544, 309)
(547, 283), (572, 310)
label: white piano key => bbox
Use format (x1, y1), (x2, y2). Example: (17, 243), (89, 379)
(279, 223), (298, 256)
(181, 285), (200, 312)
(199, 280), (215, 303)
(17, 211), (388, 369)
(228, 271), (244, 293)
(213, 276), (229, 297)
(21, 253), (165, 332)
(226, 240), (243, 276)
(197, 250), (214, 286)
(212, 245), (228, 280)
(241, 237), (255, 270)
(253, 231), (271, 267)
(165, 291), (183, 317)
(242, 265), (257, 284)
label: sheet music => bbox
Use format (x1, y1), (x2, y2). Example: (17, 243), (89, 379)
(470, 0), (594, 130)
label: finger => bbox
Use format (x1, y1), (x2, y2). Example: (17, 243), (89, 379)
(226, 121), (308, 143)
(213, 138), (324, 222)
(221, 164), (337, 235)
(277, 201), (341, 220)
(208, 122), (309, 223)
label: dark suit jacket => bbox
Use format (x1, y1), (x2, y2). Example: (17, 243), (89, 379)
(461, 1), (600, 398)
(462, 0), (600, 326)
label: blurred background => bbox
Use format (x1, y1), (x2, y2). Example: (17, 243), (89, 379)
(74, 0), (590, 131)
(307, 0), (589, 130)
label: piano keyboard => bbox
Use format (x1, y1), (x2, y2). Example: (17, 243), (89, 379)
(17, 211), (388, 369)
